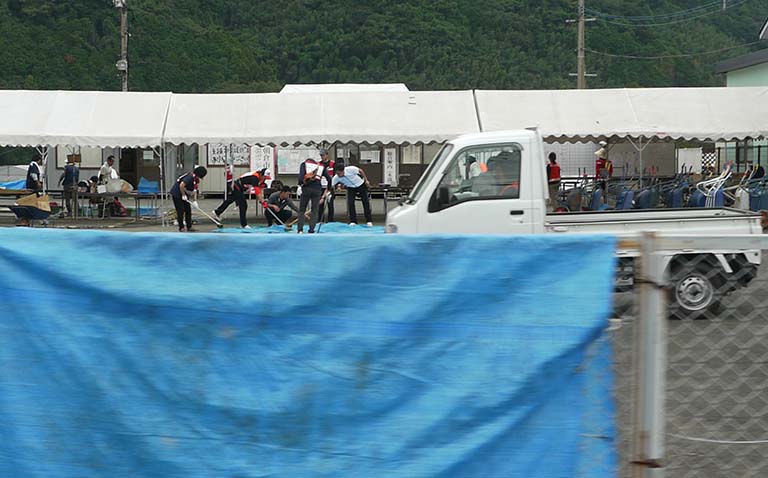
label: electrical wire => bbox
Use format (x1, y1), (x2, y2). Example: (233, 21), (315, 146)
(587, 0), (751, 27)
(586, 40), (763, 60)
(586, 1), (722, 21)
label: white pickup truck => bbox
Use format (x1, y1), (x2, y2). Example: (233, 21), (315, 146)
(386, 130), (764, 318)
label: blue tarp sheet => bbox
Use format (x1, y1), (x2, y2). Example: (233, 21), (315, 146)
(0, 179), (26, 190)
(216, 222), (386, 234)
(0, 229), (617, 478)
(137, 177), (159, 194)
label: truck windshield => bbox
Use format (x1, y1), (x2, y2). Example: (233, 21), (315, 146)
(406, 144), (454, 203)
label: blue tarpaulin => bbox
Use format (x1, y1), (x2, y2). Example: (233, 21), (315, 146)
(0, 179), (26, 190)
(0, 228), (617, 477)
(137, 177), (160, 194)
(215, 223), (386, 234)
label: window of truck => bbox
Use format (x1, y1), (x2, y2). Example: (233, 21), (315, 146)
(429, 143), (522, 212)
(408, 144), (454, 202)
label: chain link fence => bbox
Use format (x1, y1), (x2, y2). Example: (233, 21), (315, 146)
(610, 236), (768, 477)
(663, 247), (768, 477)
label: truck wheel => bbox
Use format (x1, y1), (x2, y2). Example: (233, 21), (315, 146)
(669, 261), (724, 319)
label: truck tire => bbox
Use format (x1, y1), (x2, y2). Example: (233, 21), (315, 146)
(668, 259), (724, 319)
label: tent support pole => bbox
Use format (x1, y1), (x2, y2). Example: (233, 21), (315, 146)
(627, 137), (650, 188)
(36, 146), (49, 194)
(154, 145), (166, 227)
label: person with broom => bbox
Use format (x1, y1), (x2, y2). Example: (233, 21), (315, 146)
(264, 185), (299, 227)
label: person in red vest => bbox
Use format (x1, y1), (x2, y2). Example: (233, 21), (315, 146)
(212, 168), (270, 229)
(546, 152), (561, 210)
(595, 141), (613, 190)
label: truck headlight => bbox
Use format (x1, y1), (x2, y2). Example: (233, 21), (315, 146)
(385, 223), (398, 234)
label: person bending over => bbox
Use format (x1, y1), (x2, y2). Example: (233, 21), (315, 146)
(332, 164), (373, 226)
(170, 166), (207, 232)
(212, 168), (270, 229)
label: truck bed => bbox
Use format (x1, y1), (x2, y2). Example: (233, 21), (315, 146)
(545, 208), (763, 235)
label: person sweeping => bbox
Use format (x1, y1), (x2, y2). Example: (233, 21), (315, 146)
(265, 185), (299, 227)
(211, 168), (270, 229)
(170, 166), (207, 232)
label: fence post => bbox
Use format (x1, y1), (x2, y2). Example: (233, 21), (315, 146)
(631, 232), (667, 478)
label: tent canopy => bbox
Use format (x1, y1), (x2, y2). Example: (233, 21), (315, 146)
(1, 87), (766, 149)
(0, 90), (171, 148)
(164, 90), (480, 146)
(475, 87), (768, 143)
(280, 83), (409, 93)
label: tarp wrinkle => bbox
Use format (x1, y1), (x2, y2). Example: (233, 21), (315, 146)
(0, 228), (617, 477)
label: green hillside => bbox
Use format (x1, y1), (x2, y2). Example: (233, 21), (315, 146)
(0, 0), (765, 92)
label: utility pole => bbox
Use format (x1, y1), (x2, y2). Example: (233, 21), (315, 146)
(577, 0), (586, 89)
(114, 0), (128, 91)
(567, 1), (595, 88)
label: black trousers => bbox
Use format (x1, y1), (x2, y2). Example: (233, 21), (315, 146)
(62, 185), (75, 215)
(347, 183), (372, 224)
(298, 187), (322, 233)
(325, 190), (335, 222)
(214, 187), (248, 227)
(172, 195), (192, 230)
(266, 208), (292, 226)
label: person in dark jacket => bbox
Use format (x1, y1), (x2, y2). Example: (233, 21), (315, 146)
(26, 156), (43, 192)
(297, 158), (332, 233)
(58, 158), (79, 216)
(212, 168), (270, 229)
(318, 148), (336, 222)
(265, 186), (299, 226)
(170, 166), (207, 232)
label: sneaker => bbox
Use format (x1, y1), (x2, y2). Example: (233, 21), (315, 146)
(349, 222), (357, 226)
(179, 227), (187, 232)
(366, 222), (373, 227)
(297, 231), (303, 234)
(243, 225), (252, 229)
(211, 210), (222, 221)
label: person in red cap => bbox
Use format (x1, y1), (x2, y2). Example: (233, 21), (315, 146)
(212, 168), (270, 229)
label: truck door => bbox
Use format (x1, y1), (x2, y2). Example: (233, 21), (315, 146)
(421, 143), (535, 234)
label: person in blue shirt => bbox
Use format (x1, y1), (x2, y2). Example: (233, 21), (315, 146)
(58, 158), (79, 217)
(332, 164), (373, 226)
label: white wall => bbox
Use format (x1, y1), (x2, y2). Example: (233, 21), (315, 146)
(677, 148), (702, 174)
(543, 141), (677, 177)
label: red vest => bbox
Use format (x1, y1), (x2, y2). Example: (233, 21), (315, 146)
(548, 163), (561, 182)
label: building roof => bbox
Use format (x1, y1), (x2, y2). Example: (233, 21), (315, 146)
(714, 48), (768, 74)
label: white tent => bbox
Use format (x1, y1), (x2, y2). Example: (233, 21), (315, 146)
(0, 90), (172, 148)
(163, 90), (480, 146)
(280, 83), (409, 93)
(475, 87), (768, 142)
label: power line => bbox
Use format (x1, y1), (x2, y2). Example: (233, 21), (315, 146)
(587, 0), (751, 27)
(586, 1), (722, 21)
(586, 40), (763, 59)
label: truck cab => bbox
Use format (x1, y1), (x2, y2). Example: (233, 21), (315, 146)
(387, 130), (548, 234)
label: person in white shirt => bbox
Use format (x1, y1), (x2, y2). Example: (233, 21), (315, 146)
(98, 156), (118, 185)
(332, 164), (373, 226)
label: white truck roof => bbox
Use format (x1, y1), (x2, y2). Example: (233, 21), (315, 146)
(449, 130), (540, 148)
